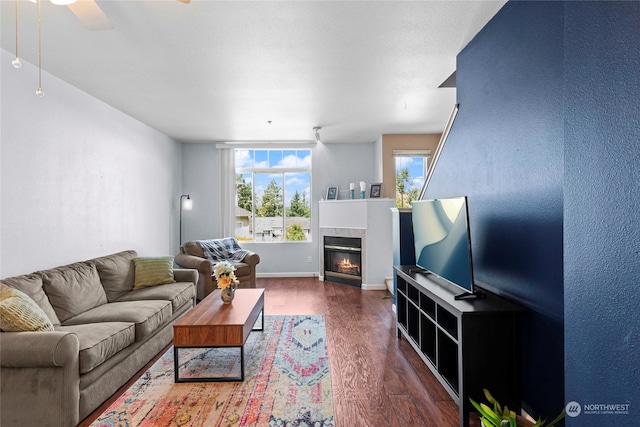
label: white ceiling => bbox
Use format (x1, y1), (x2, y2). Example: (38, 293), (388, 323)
(1, 0), (506, 143)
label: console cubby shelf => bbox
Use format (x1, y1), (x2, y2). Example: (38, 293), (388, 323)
(394, 265), (522, 427)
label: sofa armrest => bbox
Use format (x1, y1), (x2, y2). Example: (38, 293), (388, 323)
(1, 331), (80, 427)
(173, 268), (199, 286)
(240, 251), (260, 289)
(0, 331), (79, 368)
(175, 254), (212, 300)
(242, 251), (260, 267)
(175, 253), (212, 274)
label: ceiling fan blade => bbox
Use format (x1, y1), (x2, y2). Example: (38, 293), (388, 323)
(176, 0), (191, 3)
(67, 0), (114, 31)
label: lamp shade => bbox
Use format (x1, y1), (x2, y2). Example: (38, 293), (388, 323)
(179, 194), (192, 246)
(183, 197), (193, 210)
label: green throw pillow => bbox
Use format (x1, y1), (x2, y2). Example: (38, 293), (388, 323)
(0, 284), (54, 332)
(133, 256), (175, 289)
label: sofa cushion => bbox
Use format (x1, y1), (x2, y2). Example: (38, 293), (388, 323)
(0, 284), (54, 332)
(94, 250), (137, 302)
(0, 274), (61, 325)
(114, 282), (195, 313)
(40, 262), (108, 323)
(56, 322), (135, 374)
(133, 257), (175, 289)
(62, 300), (172, 341)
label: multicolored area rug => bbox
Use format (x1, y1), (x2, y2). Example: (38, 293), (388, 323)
(90, 315), (334, 427)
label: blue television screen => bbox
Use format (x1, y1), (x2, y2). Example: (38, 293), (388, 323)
(411, 196), (475, 294)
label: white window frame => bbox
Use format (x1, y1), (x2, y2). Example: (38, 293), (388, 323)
(229, 145), (313, 243)
(393, 150), (430, 208)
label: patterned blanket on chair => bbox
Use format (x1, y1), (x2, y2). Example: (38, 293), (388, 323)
(197, 238), (249, 263)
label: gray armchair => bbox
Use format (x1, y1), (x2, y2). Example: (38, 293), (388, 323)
(175, 240), (260, 300)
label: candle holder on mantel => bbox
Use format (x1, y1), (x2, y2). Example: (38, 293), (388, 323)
(359, 181), (366, 199)
(349, 183), (355, 199)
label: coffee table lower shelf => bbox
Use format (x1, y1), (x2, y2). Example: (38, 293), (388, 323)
(173, 312), (263, 382)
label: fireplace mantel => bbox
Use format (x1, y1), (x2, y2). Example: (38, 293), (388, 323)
(319, 198), (395, 290)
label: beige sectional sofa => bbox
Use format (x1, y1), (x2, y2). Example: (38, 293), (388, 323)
(0, 250), (198, 427)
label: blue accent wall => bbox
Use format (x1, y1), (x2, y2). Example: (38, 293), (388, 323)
(564, 1), (640, 425)
(424, 1), (640, 425)
(425, 1), (565, 419)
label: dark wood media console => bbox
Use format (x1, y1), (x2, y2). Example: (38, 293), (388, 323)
(394, 265), (522, 427)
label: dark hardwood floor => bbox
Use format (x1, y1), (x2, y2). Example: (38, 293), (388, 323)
(79, 277), (461, 427)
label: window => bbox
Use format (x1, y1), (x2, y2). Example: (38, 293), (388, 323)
(235, 149), (311, 242)
(395, 151), (430, 208)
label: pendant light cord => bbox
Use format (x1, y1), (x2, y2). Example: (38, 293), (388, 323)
(14, 0), (19, 59)
(37, 0), (44, 96)
(38, 0), (42, 85)
(12, 0), (22, 68)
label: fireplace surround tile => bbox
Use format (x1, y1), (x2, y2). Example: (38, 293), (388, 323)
(318, 199), (395, 290)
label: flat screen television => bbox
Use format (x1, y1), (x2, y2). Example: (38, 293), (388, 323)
(411, 196), (483, 299)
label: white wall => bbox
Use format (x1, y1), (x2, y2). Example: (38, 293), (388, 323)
(0, 49), (183, 278)
(180, 143), (221, 247)
(181, 140), (377, 276)
(374, 135), (383, 182)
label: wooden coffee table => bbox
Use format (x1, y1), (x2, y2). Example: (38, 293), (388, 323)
(173, 288), (265, 382)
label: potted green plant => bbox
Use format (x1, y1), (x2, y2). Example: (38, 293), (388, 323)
(470, 389), (565, 427)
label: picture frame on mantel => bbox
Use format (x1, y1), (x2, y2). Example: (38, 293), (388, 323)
(326, 186), (338, 200)
(369, 183), (382, 198)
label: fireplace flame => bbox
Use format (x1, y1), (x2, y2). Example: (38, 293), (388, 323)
(336, 258), (360, 275)
(340, 258), (355, 268)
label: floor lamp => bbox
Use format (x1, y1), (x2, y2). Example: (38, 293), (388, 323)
(179, 194), (193, 246)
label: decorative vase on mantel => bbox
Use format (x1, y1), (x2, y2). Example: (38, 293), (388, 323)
(220, 284), (236, 304)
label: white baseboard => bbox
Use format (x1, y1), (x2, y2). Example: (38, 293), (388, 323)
(362, 277), (395, 292)
(361, 283), (388, 291)
(385, 276), (394, 293)
(257, 273), (391, 292)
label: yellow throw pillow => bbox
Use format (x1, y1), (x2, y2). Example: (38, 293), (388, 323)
(133, 256), (175, 289)
(0, 284), (54, 332)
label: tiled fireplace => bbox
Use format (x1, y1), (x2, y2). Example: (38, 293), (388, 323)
(324, 235), (363, 287)
(318, 198), (395, 290)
